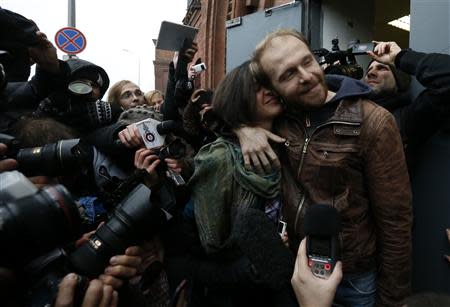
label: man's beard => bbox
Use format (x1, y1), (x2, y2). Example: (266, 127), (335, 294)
(287, 78), (328, 111)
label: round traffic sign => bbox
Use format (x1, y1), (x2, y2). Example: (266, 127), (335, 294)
(54, 27), (87, 54)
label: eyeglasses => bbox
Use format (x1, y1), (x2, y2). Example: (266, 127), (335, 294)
(120, 90), (143, 100)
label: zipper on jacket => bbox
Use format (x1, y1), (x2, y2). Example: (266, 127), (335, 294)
(305, 115), (311, 128)
(292, 119), (361, 233)
(295, 120), (360, 180)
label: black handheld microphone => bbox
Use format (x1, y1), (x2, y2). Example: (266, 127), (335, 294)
(303, 204), (341, 279)
(156, 120), (180, 135)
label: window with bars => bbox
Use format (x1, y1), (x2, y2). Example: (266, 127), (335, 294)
(226, 0), (234, 20)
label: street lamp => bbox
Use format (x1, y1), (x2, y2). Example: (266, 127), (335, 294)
(122, 49), (141, 87)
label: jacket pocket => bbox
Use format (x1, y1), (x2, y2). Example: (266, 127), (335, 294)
(308, 143), (359, 166)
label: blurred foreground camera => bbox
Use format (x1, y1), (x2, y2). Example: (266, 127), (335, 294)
(0, 171), (81, 267)
(313, 38), (369, 80)
(0, 133), (91, 177)
(69, 184), (167, 277)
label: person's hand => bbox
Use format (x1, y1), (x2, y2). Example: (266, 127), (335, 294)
(0, 143), (18, 172)
(28, 31), (60, 74)
(165, 158), (183, 174)
(99, 246), (144, 290)
(55, 274), (118, 307)
(118, 124), (143, 148)
(188, 65), (201, 80)
(134, 148), (161, 186)
(234, 126), (285, 174)
(199, 105), (213, 119)
(291, 238), (343, 307)
(367, 41), (402, 67)
(172, 51), (179, 68)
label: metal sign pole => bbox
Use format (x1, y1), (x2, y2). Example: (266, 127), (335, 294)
(68, 0), (76, 27)
(66, 0), (77, 59)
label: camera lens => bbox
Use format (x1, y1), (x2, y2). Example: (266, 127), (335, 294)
(0, 184), (81, 266)
(16, 139), (89, 176)
(69, 184), (167, 278)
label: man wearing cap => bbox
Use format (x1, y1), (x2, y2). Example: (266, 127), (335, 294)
(364, 41), (450, 170)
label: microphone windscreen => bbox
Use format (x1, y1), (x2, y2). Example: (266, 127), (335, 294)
(156, 120), (179, 135)
(303, 204), (341, 236)
(233, 208), (294, 290)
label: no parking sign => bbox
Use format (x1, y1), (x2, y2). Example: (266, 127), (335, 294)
(54, 27), (87, 54)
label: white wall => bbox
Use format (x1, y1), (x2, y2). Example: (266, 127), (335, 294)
(321, 0), (375, 72)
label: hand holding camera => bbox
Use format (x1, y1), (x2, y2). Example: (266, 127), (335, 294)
(0, 143), (18, 172)
(134, 148), (161, 188)
(99, 246), (144, 290)
(55, 274), (118, 307)
(189, 62), (206, 80)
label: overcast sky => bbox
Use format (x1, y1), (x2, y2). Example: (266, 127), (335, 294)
(1, 0), (187, 94)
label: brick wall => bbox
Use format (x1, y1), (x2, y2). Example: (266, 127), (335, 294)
(154, 0), (292, 91)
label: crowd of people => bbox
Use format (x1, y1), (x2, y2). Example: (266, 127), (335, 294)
(2, 5), (450, 307)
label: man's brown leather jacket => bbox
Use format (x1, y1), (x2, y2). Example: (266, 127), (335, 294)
(277, 98), (412, 306)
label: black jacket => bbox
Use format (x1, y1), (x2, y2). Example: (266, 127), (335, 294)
(370, 50), (450, 168)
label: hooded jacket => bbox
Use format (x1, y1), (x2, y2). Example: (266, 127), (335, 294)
(65, 58), (110, 98)
(276, 75), (412, 307)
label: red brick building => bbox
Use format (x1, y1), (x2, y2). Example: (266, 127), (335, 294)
(153, 0), (292, 92)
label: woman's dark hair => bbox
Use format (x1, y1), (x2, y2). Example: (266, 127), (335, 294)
(212, 61), (261, 130)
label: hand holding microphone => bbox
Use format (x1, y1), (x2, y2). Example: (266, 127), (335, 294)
(303, 204), (342, 279)
(291, 204), (343, 307)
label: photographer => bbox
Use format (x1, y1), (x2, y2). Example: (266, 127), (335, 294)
(161, 40), (198, 123)
(363, 41), (450, 170)
(182, 88), (218, 152)
(32, 57), (122, 135)
(0, 8), (68, 133)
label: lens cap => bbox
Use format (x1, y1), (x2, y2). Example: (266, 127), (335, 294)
(68, 80), (93, 96)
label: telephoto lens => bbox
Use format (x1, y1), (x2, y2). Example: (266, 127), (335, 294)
(69, 184), (167, 278)
(0, 171), (81, 267)
(16, 139), (90, 176)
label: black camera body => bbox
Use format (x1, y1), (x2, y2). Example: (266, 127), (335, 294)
(70, 184), (167, 277)
(0, 171), (81, 267)
(313, 38), (368, 80)
(0, 170), (84, 305)
(154, 120), (188, 186)
(0, 133), (91, 177)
